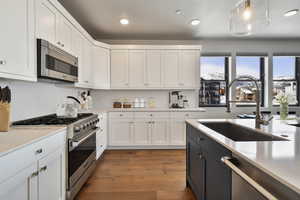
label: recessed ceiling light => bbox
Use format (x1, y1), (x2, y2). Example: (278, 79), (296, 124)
(284, 9), (299, 17)
(190, 19), (200, 26)
(120, 18), (129, 25)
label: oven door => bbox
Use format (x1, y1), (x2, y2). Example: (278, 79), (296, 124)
(68, 129), (97, 188)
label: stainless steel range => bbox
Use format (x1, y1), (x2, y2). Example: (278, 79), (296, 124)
(13, 113), (99, 200)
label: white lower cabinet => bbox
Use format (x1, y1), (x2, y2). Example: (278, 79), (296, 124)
(151, 120), (169, 145)
(109, 119), (133, 146)
(170, 120), (186, 145)
(108, 112), (203, 148)
(96, 113), (108, 159)
(133, 119), (151, 145)
(0, 131), (66, 200)
(0, 163), (38, 200)
(38, 147), (65, 200)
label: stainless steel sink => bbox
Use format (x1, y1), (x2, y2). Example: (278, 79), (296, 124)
(200, 122), (288, 141)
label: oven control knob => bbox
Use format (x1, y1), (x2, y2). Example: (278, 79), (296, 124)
(74, 127), (81, 132)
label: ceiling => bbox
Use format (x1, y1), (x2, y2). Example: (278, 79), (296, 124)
(58, 0), (300, 40)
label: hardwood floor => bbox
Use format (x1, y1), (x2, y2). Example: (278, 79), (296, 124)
(76, 150), (196, 200)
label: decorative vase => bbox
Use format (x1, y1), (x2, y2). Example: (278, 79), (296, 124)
(280, 103), (289, 120)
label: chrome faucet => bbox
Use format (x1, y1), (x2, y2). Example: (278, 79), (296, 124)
(226, 75), (273, 128)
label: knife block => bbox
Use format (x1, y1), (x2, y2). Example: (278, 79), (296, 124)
(0, 103), (10, 132)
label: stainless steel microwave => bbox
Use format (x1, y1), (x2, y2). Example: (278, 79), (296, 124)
(37, 39), (78, 82)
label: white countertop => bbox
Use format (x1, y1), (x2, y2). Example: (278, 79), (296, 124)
(186, 118), (300, 195)
(85, 107), (206, 113)
(0, 126), (66, 157)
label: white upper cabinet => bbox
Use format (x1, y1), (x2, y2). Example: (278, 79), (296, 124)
(93, 46), (110, 89)
(36, 0), (57, 44)
(56, 14), (73, 52)
(81, 39), (94, 87)
(179, 50), (199, 88)
(162, 50), (180, 88)
(129, 50), (146, 88)
(70, 28), (82, 59)
(111, 50), (129, 88)
(145, 50), (162, 88)
(0, 0), (36, 81)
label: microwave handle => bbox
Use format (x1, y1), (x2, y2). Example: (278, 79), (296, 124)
(221, 157), (279, 200)
(71, 127), (100, 148)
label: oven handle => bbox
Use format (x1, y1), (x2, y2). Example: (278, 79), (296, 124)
(221, 157), (279, 200)
(71, 127), (100, 148)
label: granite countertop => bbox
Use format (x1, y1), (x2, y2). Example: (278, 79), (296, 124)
(85, 108), (206, 113)
(186, 118), (300, 195)
(0, 126), (67, 157)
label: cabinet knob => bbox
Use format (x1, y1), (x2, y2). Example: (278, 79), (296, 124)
(0, 60), (6, 65)
(57, 41), (61, 45)
(198, 154), (203, 159)
(120, 114), (123, 117)
(85, 81), (89, 83)
(36, 149), (43, 154)
(31, 171), (39, 177)
(40, 166), (47, 172)
(61, 44), (65, 47)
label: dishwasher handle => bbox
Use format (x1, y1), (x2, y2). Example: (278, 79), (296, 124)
(221, 156), (279, 200)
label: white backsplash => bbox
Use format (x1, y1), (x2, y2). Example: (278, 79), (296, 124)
(0, 79), (80, 121)
(91, 90), (198, 109)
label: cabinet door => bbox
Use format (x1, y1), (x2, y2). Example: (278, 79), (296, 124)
(38, 147), (65, 200)
(0, 163), (38, 200)
(93, 46), (110, 89)
(80, 39), (94, 87)
(129, 50), (145, 88)
(111, 50), (129, 88)
(179, 50), (199, 88)
(0, 0), (35, 79)
(109, 119), (133, 146)
(170, 120), (186, 145)
(145, 50), (162, 88)
(35, 0), (57, 44)
(187, 141), (206, 200)
(162, 51), (180, 88)
(71, 29), (82, 58)
(133, 120), (151, 145)
(151, 120), (169, 145)
(56, 15), (73, 52)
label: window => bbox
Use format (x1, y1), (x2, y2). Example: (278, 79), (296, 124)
(272, 56), (300, 105)
(235, 56), (266, 106)
(199, 56), (229, 106)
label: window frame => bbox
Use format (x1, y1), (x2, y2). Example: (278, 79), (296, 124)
(235, 56), (266, 107)
(272, 56), (300, 106)
(199, 56), (229, 107)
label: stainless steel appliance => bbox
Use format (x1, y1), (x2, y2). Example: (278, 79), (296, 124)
(37, 39), (78, 82)
(169, 91), (184, 108)
(222, 155), (299, 200)
(13, 113), (99, 200)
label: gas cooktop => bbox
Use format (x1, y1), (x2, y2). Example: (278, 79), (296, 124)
(12, 113), (94, 125)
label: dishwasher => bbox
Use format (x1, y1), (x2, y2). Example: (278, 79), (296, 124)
(221, 154), (300, 200)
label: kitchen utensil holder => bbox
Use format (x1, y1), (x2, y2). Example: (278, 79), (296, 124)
(0, 103), (10, 132)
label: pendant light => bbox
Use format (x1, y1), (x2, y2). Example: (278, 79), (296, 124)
(230, 0), (270, 36)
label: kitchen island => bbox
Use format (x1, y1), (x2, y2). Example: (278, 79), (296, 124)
(186, 118), (300, 200)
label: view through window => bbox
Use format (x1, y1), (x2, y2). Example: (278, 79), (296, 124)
(273, 56), (299, 105)
(199, 56), (228, 106)
(235, 56), (265, 106)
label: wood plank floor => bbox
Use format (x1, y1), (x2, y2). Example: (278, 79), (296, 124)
(76, 150), (196, 200)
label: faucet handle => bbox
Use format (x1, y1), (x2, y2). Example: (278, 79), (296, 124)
(260, 115), (274, 125)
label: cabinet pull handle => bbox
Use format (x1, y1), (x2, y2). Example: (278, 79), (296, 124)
(36, 149), (43, 154)
(0, 60), (6, 65)
(40, 166), (47, 172)
(31, 171), (39, 178)
(221, 157), (279, 200)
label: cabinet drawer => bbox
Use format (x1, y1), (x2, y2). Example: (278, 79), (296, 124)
(35, 130), (66, 160)
(171, 112), (204, 119)
(0, 130), (65, 184)
(109, 112), (134, 119)
(135, 112), (169, 119)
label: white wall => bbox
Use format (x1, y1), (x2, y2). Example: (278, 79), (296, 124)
(0, 79), (80, 121)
